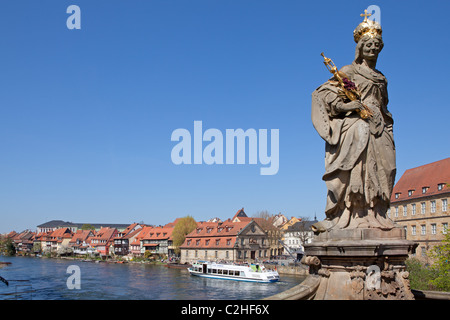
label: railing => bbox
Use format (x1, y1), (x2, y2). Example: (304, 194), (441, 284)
(412, 289), (450, 300)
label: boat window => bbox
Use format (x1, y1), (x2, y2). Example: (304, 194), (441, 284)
(218, 269), (222, 274)
(212, 269), (217, 274)
(240, 271), (245, 276)
(207, 268), (211, 273)
(223, 270), (228, 275)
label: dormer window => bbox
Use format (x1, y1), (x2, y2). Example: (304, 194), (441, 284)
(395, 193), (401, 199)
(408, 190), (414, 196)
(438, 183), (445, 191)
(422, 187), (429, 194)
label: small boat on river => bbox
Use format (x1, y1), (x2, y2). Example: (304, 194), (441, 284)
(188, 261), (279, 283)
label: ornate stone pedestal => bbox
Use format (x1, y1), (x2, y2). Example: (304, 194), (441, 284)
(303, 228), (418, 300)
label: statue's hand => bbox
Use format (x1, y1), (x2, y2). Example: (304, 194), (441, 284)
(338, 100), (363, 113)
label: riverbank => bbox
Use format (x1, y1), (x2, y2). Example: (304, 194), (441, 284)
(28, 254), (309, 274)
(6, 253), (309, 276)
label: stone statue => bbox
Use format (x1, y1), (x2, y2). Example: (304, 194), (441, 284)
(311, 14), (396, 232)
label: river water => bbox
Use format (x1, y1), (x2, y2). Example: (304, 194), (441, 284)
(0, 256), (305, 300)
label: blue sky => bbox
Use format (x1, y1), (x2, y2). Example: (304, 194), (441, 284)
(1, 0), (449, 233)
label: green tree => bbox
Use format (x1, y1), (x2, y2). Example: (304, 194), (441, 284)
(33, 241), (41, 254)
(405, 258), (436, 291)
(81, 224), (95, 230)
(3, 239), (16, 256)
(428, 232), (450, 291)
(172, 216), (197, 255)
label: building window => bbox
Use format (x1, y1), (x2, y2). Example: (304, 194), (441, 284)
(412, 225), (416, 236)
(443, 199), (448, 212)
(421, 225), (426, 235)
(395, 193), (400, 199)
(431, 224), (437, 235)
(431, 201), (436, 213)
(387, 208), (391, 218)
(443, 223), (448, 234)
(438, 183), (444, 191)
(395, 207), (399, 217)
(412, 204), (416, 216)
(421, 247), (426, 257)
(421, 202), (426, 214)
(403, 205), (407, 216)
(422, 187), (428, 194)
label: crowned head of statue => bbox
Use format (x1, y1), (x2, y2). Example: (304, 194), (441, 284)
(353, 10), (383, 66)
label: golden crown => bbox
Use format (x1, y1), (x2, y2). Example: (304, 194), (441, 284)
(353, 9), (382, 43)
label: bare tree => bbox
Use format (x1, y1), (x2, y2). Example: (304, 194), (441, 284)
(252, 210), (283, 257)
(296, 216), (314, 245)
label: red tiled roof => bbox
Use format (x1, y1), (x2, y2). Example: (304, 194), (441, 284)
(50, 227), (73, 238)
(91, 227), (117, 240)
(141, 226), (173, 241)
(143, 243), (159, 247)
(69, 230), (95, 244)
(231, 208), (248, 222)
(90, 227), (118, 247)
(163, 218), (181, 228)
(180, 218), (254, 249)
(187, 219), (250, 238)
(123, 227), (142, 239)
(6, 231), (18, 239)
(391, 158), (450, 202)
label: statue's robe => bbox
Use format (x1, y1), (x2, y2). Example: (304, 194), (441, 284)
(312, 61), (396, 230)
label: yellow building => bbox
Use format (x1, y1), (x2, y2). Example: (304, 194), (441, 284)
(389, 158), (449, 263)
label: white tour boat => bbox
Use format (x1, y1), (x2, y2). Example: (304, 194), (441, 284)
(188, 261), (280, 283)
